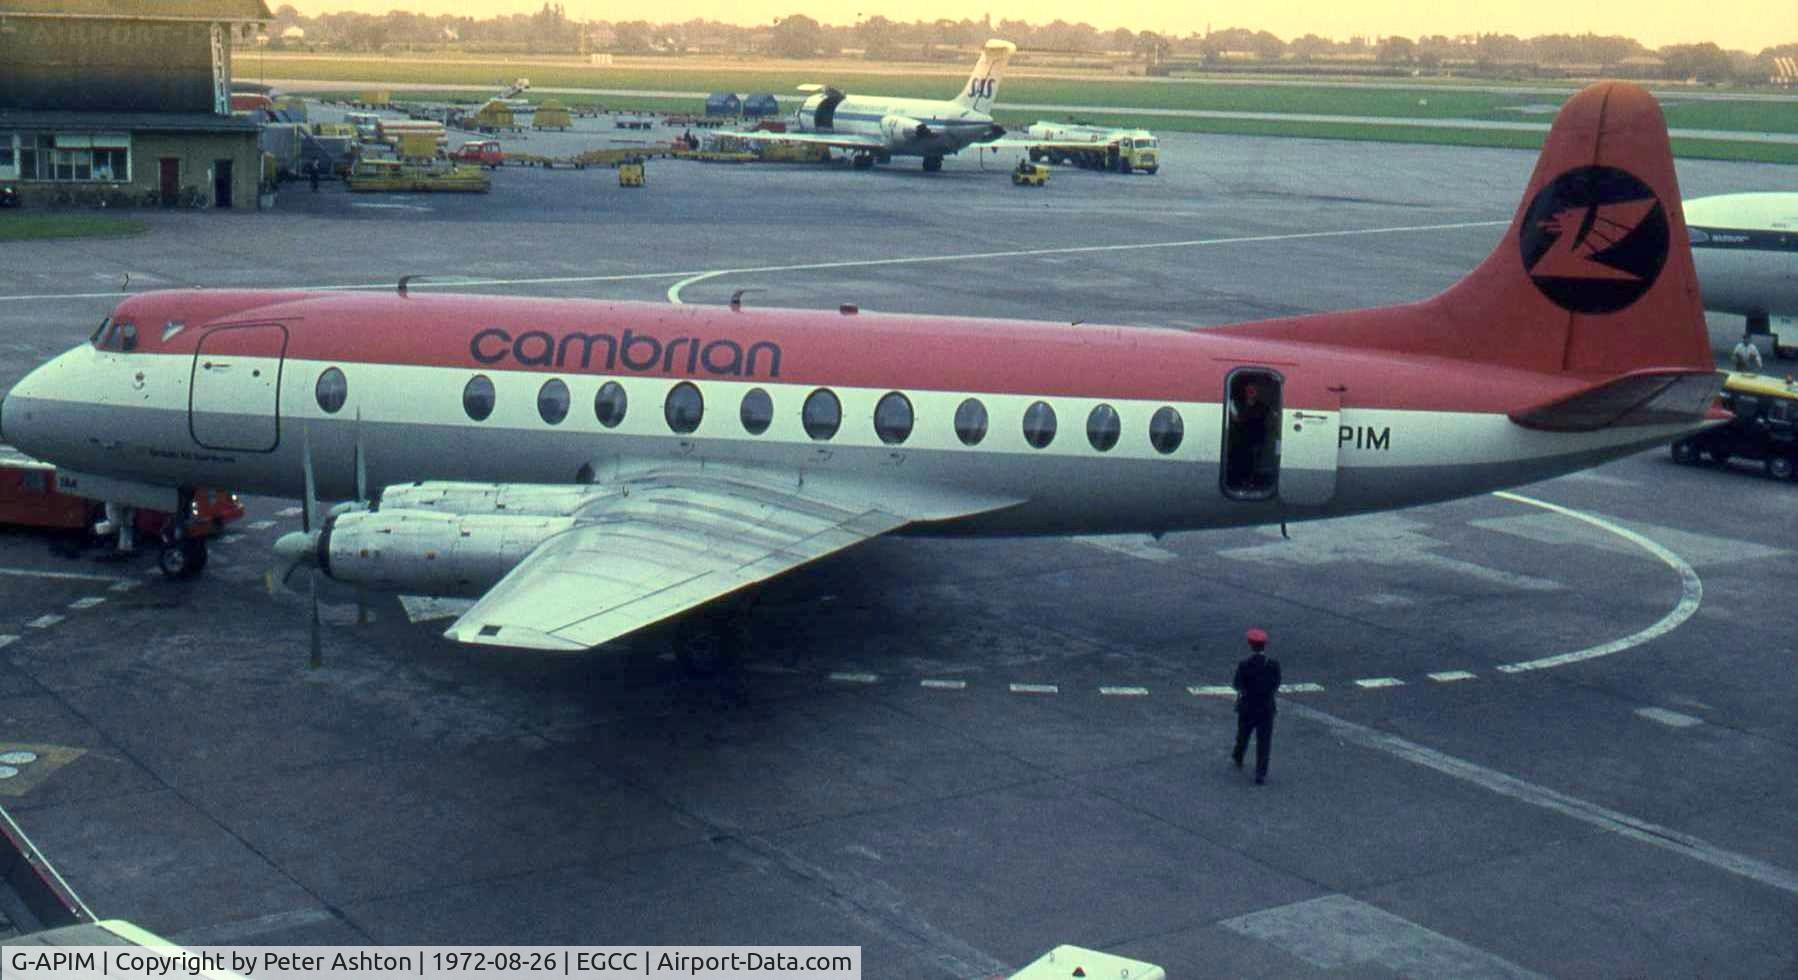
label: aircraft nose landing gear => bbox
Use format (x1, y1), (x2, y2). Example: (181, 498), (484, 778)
(157, 487), (208, 580)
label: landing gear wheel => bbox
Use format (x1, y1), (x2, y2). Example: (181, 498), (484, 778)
(1670, 440), (1699, 465)
(1770, 456), (1795, 481)
(922, 155), (943, 172)
(158, 537), (207, 579)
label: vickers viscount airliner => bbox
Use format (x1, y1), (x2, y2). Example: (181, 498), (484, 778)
(1, 82), (1723, 653)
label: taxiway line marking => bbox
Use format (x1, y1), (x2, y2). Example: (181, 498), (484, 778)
(248, 520), (276, 530)
(1189, 685), (1236, 697)
(25, 615), (64, 629)
(660, 220), (1507, 304)
(1279, 683), (1326, 694)
(1635, 706), (1704, 728)
(0, 567), (129, 585)
(829, 671), (879, 684)
(1100, 686), (1150, 697)
(1491, 492), (1702, 673)
(1429, 671), (1477, 683)
(0, 220), (1513, 307)
(1355, 677), (1405, 689)
(0, 636), (16, 649)
(920, 679), (966, 690)
(1009, 683), (1059, 695)
(1289, 702), (1798, 897)
(67, 597), (106, 610)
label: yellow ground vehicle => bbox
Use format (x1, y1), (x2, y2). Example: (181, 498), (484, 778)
(1011, 161), (1050, 187)
(347, 158), (490, 193)
(1671, 372), (1798, 479)
(618, 160), (645, 187)
(533, 99), (573, 130)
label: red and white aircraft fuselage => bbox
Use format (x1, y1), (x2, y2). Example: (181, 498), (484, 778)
(0, 82), (1724, 651)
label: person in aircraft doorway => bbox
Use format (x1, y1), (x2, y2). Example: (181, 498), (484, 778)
(1227, 383), (1272, 491)
(1231, 627), (1282, 785)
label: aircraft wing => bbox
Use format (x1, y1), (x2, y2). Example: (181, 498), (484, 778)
(442, 468), (1012, 651)
(714, 129), (887, 151)
(977, 137), (1115, 152)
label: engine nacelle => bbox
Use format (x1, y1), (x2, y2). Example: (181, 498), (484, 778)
(319, 510), (575, 596)
(375, 481), (622, 517)
(880, 115), (931, 142)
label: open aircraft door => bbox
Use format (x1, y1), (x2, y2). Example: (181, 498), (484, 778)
(1278, 385), (1341, 506)
(190, 323), (288, 452)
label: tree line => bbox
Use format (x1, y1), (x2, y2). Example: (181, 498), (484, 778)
(264, 6), (1798, 84)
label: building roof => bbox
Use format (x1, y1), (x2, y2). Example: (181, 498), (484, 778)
(0, 109), (260, 134)
(0, 0), (270, 23)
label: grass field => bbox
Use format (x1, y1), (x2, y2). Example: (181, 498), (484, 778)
(0, 214), (148, 242)
(266, 53), (1798, 163)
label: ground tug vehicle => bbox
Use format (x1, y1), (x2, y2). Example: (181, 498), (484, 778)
(1671, 372), (1798, 479)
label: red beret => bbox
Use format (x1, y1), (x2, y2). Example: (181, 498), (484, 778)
(1245, 628), (1268, 648)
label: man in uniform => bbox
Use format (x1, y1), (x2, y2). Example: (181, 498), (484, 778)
(1732, 332), (1763, 373)
(1231, 627), (1282, 785)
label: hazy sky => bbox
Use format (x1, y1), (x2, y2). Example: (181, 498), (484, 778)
(298, 0), (1792, 53)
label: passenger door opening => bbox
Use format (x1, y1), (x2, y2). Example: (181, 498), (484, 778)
(1222, 368), (1282, 500)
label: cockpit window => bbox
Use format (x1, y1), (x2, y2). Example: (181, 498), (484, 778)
(118, 323), (137, 352)
(89, 317), (111, 346)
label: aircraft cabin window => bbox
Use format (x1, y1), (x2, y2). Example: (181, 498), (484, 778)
(538, 378), (570, 425)
(740, 388), (773, 435)
(955, 398), (988, 446)
(315, 367), (348, 414)
(462, 375), (496, 422)
(664, 381), (703, 434)
(874, 391), (913, 445)
(1149, 406), (1184, 455)
(594, 381), (627, 428)
(1086, 403), (1121, 452)
(803, 388), (841, 441)
(1022, 400), (1057, 449)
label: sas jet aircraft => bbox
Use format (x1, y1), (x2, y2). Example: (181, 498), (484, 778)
(1, 82), (1724, 653)
(716, 39), (1014, 171)
(1684, 192), (1798, 357)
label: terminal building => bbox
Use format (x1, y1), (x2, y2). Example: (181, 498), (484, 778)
(0, 0), (271, 208)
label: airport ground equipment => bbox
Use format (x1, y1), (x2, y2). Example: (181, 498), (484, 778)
(346, 159), (490, 193)
(1, 445), (242, 577)
(618, 160), (645, 187)
(357, 90), (391, 108)
(1011, 161), (1050, 186)
(533, 99), (573, 130)
(1670, 372), (1798, 479)
(1025, 121), (1160, 173)
(1008, 945), (1164, 979)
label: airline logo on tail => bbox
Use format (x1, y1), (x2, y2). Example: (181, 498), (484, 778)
(1519, 166), (1670, 314)
(954, 39), (1016, 112)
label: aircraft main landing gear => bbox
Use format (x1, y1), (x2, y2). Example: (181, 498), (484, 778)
(851, 153), (876, 170)
(922, 155), (943, 172)
(158, 537), (207, 579)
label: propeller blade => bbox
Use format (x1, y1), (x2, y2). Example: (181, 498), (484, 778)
(301, 426), (318, 534)
(354, 408), (369, 504)
(308, 566), (322, 669)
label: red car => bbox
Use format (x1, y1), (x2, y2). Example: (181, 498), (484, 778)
(450, 139), (505, 169)
(1, 446), (244, 577)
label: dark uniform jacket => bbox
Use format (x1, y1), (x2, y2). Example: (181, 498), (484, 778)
(1233, 652), (1283, 719)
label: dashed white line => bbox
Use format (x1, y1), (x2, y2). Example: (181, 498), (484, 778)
(1189, 685), (1236, 697)
(248, 520), (277, 530)
(108, 580), (139, 593)
(67, 597), (106, 610)
(1099, 686), (1150, 697)
(26, 615), (64, 629)
(1429, 671), (1478, 683)
(0, 635), (17, 649)
(275, 507), (304, 518)
(1279, 683), (1326, 694)
(829, 672), (879, 684)
(1355, 677), (1406, 689)
(1635, 706), (1704, 728)
(920, 679), (966, 690)
(1009, 683), (1059, 695)
(0, 567), (128, 584)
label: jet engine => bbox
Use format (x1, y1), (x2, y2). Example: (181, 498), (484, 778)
(292, 510), (575, 597)
(880, 115), (932, 143)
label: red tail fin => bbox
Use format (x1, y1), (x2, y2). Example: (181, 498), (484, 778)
(1221, 82), (1712, 378)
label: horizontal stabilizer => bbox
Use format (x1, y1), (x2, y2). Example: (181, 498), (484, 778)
(1509, 369), (1724, 432)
